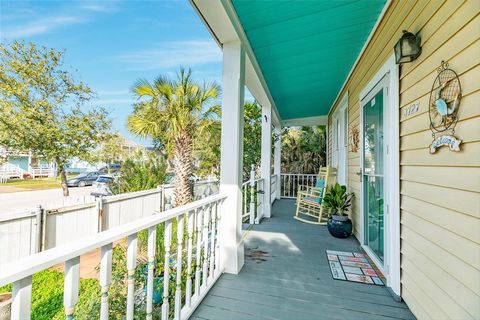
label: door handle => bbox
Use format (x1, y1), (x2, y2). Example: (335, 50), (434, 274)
(356, 171), (362, 182)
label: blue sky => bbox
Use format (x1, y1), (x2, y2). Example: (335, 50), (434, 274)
(1, 0), (243, 146)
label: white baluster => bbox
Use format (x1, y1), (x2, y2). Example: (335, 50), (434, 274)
(194, 208), (203, 298)
(214, 200), (222, 275)
(185, 210), (194, 308)
(161, 219), (172, 320)
(100, 243), (112, 320)
(146, 227), (156, 320)
(249, 167), (255, 224)
(64, 256), (80, 319)
(174, 214), (184, 319)
(202, 205), (210, 287)
(209, 202), (217, 279)
(11, 276), (32, 319)
(126, 234), (137, 320)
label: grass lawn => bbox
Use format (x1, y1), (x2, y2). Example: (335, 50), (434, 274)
(4, 175), (78, 190)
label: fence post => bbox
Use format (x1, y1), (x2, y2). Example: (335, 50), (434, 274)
(34, 205), (43, 253)
(249, 165), (255, 224)
(96, 196), (104, 232)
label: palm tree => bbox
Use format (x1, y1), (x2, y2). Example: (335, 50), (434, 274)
(128, 68), (220, 206)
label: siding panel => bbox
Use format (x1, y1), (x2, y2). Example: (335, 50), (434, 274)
(327, 1), (480, 319)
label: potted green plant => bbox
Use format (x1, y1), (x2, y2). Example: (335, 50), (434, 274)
(322, 183), (354, 238)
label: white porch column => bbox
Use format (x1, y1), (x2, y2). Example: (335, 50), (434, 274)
(261, 103), (272, 218)
(219, 40), (245, 275)
(273, 125), (281, 200)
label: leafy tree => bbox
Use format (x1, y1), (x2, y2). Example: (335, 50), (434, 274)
(194, 117), (221, 178)
(111, 151), (168, 194)
(128, 68), (219, 206)
(281, 126), (326, 174)
(243, 102), (263, 177)
(0, 41), (110, 196)
(90, 132), (129, 169)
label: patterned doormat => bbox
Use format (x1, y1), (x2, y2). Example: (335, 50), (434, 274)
(326, 250), (384, 286)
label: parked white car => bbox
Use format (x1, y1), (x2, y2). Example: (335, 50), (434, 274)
(90, 175), (114, 197)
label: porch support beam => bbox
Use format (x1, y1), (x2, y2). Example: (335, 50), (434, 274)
(261, 103), (272, 218)
(273, 125), (281, 200)
(219, 40), (245, 275)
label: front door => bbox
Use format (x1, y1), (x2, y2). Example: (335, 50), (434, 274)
(361, 77), (387, 263)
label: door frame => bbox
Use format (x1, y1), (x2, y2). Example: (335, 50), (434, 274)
(359, 54), (400, 298)
(332, 93), (349, 186)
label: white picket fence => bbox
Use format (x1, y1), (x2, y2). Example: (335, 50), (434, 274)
(0, 181), (219, 266)
(0, 194), (226, 320)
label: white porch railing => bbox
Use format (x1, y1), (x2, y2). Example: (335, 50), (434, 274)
(280, 173), (318, 198)
(270, 174), (277, 204)
(0, 163), (25, 182)
(30, 166), (55, 178)
(241, 177), (265, 225)
(0, 181), (219, 267)
(0, 194), (226, 320)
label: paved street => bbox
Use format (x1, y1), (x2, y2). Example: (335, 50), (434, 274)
(0, 186), (93, 215)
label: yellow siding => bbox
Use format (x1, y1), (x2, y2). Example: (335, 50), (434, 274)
(327, 1), (480, 319)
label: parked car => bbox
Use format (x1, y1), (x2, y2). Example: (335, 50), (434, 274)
(66, 171), (102, 187)
(98, 163), (121, 173)
(90, 175), (114, 197)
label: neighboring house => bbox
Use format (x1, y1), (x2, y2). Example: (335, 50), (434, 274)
(0, 146), (56, 180)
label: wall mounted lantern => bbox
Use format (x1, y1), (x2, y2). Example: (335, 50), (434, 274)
(394, 30), (422, 64)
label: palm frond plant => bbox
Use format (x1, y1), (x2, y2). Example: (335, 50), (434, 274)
(128, 68), (220, 206)
(322, 183), (354, 217)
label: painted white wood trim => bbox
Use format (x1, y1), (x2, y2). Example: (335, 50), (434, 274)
(219, 40), (245, 274)
(332, 93), (349, 187)
(359, 54), (400, 297)
(274, 125), (281, 200)
(281, 115), (328, 127)
(261, 103), (272, 218)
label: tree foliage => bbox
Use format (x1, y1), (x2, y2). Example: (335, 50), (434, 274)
(281, 126), (326, 174)
(128, 68), (219, 206)
(0, 41), (110, 195)
(111, 151), (168, 194)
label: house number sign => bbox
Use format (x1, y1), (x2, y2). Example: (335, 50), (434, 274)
(404, 101), (420, 117)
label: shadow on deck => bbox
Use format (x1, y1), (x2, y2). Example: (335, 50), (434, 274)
(192, 199), (414, 320)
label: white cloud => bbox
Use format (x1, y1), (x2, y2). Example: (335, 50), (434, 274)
(2, 16), (83, 39)
(116, 40), (222, 70)
(81, 3), (119, 13)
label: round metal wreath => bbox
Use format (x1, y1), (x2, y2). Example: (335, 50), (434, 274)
(428, 61), (462, 135)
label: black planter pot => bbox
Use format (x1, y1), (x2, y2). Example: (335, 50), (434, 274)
(327, 215), (353, 238)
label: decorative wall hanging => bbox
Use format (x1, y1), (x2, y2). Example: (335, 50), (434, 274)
(349, 126), (359, 153)
(428, 61), (462, 154)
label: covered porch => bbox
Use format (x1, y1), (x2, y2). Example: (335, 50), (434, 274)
(193, 199), (413, 320)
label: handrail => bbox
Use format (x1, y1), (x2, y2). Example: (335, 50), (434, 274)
(0, 193), (226, 286)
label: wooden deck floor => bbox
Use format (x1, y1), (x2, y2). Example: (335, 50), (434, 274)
(192, 199), (415, 320)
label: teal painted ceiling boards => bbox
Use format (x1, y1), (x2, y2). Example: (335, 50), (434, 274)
(231, 0), (386, 120)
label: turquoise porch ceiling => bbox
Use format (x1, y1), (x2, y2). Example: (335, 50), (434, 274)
(231, 0), (386, 120)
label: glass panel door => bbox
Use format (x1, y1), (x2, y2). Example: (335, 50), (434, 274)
(363, 89), (385, 261)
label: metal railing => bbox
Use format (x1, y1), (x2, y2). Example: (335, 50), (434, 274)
(0, 194), (226, 320)
(280, 173), (318, 198)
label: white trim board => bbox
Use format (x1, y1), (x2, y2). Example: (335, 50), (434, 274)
(281, 115), (328, 127)
(358, 54), (400, 298)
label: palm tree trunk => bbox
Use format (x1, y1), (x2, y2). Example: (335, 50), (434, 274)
(173, 131), (193, 206)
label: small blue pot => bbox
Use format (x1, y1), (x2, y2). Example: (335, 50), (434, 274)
(143, 277), (164, 304)
(327, 215), (352, 238)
